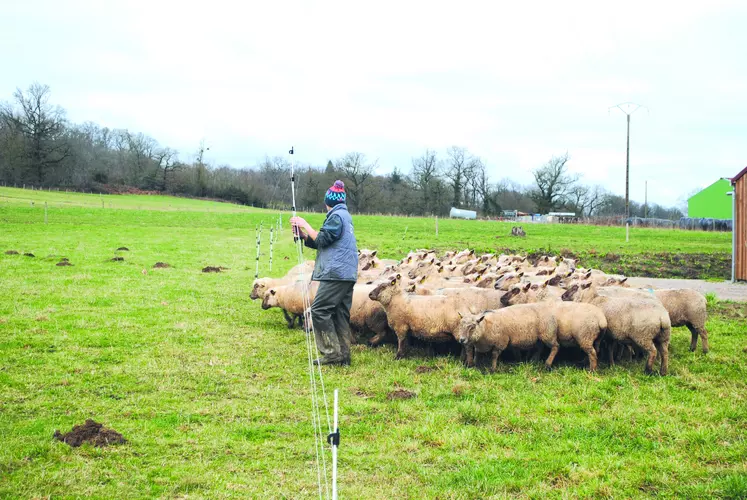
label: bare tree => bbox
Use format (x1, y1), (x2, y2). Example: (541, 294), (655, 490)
(530, 153), (578, 213)
(411, 149), (440, 214)
(0, 83), (71, 184)
(336, 152), (376, 212)
(444, 146), (470, 207)
(153, 147), (179, 191)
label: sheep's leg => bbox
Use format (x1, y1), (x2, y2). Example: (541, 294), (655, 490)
(607, 343), (615, 366)
(687, 323), (709, 353)
(489, 348), (503, 373)
(464, 345), (475, 368)
(580, 343), (598, 372)
(282, 310), (295, 328)
(655, 339), (669, 376)
(368, 330), (388, 347)
(641, 340), (658, 375)
(544, 342), (560, 369)
(395, 329), (409, 360)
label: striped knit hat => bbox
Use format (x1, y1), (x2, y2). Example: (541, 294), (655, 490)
(324, 180), (346, 207)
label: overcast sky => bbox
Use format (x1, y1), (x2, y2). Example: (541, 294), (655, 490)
(2, 0), (746, 207)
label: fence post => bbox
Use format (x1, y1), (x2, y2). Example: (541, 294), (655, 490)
(44, 202), (48, 224)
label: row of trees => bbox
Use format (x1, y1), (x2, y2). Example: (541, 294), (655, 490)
(0, 83), (683, 219)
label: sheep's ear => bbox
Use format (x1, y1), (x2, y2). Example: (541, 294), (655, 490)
(407, 256), (412, 263)
(582, 282), (592, 289)
(430, 258), (435, 264)
(396, 273), (402, 281)
(358, 249), (361, 254)
(542, 281), (548, 288)
(457, 311), (463, 319)
(366, 281), (373, 285)
(620, 277), (628, 283)
(390, 278), (397, 286)
(585, 272), (592, 279)
(558, 256), (563, 262)
(438, 266), (443, 273)
(372, 250), (377, 257)
(418, 276), (426, 283)
(518, 272), (524, 278)
(469, 250), (475, 255)
(270, 289), (276, 295)
(477, 315), (486, 324)
(468, 306), (477, 315)
(523, 283), (531, 292)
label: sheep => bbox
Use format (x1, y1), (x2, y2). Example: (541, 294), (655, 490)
(406, 257), (440, 279)
(349, 284), (393, 347)
(250, 261), (314, 300)
(498, 285), (605, 371)
(562, 283), (671, 375)
(368, 275), (480, 359)
(651, 289), (710, 353)
(358, 249), (399, 272)
(599, 281), (710, 353)
(261, 281), (320, 327)
(454, 305), (560, 372)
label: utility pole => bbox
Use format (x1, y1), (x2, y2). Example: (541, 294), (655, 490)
(609, 103), (646, 220)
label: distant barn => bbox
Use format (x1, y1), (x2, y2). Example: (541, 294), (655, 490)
(449, 207), (477, 220)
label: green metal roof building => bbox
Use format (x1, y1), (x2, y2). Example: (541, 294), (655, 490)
(687, 179), (733, 219)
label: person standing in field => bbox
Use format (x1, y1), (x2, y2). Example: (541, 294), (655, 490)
(290, 180), (358, 366)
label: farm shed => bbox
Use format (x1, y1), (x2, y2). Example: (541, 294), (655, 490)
(732, 167), (747, 281)
(688, 178), (733, 219)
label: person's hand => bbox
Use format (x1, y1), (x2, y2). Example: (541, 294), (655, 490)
(290, 216), (311, 233)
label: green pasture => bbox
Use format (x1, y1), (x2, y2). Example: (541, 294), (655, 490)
(0, 189), (745, 498)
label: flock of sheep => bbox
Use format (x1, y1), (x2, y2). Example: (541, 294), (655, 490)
(250, 249), (709, 375)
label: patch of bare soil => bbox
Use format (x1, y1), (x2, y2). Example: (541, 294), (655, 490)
(24, 253), (35, 257)
(56, 261), (72, 267)
(153, 262), (170, 268)
(387, 389), (416, 400)
(53, 419), (126, 447)
(110, 257), (124, 262)
(116, 247), (129, 251)
(4, 250), (19, 255)
(202, 266), (228, 273)
(710, 301), (747, 321)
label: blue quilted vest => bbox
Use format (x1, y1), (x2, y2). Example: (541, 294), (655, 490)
(313, 204), (358, 282)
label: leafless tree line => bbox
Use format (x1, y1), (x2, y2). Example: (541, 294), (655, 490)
(0, 83), (683, 219)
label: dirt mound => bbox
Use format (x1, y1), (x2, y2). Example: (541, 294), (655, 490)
(56, 261), (73, 267)
(53, 419), (126, 447)
(202, 266), (228, 273)
(153, 262), (170, 268)
(110, 257), (124, 262)
(116, 247), (129, 251)
(4, 250), (19, 255)
(24, 253), (35, 258)
(415, 366), (436, 373)
(387, 389), (416, 400)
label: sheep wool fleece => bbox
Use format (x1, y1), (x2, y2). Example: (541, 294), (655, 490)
(311, 280), (355, 361)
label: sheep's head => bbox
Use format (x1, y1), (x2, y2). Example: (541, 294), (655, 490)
(455, 312), (486, 345)
(547, 274), (563, 287)
(602, 277), (629, 288)
(500, 282), (531, 306)
(261, 288), (279, 309)
(561, 282), (592, 302)
(408, 258), (436, 279)
(369, 274), (402, 303)
(250, 279), (269, 300)
(359, 249), (379, 271)
(494, 272), (524, 291)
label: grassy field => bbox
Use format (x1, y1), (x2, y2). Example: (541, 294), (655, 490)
(1, 189), (745, 498)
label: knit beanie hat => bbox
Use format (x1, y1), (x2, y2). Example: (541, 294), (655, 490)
(324, 180), (346, 207)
